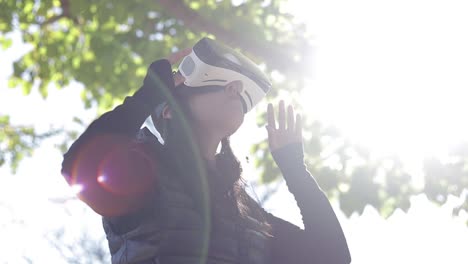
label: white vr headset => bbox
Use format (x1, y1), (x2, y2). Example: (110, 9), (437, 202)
(177, 38), (271, 113)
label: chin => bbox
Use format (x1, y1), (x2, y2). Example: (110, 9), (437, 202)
(221, 100), (245, 136)
(225, 115), (244, 137)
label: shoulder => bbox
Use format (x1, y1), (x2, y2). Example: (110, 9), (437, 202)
(136, 127), (160, 144)
(134, 127), (166, 158)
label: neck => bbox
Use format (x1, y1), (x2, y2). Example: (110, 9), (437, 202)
(193, 126), (222, 169)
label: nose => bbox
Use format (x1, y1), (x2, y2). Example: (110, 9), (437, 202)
(225, 81), (243, 98)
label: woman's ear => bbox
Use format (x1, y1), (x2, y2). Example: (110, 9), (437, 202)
(225, 80), (243, 98)
(162, 105), (172, 119)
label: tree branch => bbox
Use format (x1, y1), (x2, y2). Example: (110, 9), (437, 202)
(40, 0), (78, 27)
(41, 14), (66, 27)
(158, 0), (311, 74)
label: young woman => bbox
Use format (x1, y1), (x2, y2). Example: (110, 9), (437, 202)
(61, 42), (351, 264)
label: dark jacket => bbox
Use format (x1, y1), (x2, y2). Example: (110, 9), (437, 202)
(61, 59), (351, 264)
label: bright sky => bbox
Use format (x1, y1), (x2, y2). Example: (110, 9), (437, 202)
(293, 0), (468, 161)
(1, 0), (468, 263)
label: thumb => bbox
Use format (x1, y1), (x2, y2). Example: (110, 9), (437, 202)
(173, 72), (185, 86)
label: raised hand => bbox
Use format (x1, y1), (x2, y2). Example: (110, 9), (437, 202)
(165, 47), (192, 86)
(266, 100), (303, 152)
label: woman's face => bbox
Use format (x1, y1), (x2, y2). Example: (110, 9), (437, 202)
(186, 81), (245, 137)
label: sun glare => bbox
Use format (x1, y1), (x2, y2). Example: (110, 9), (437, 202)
(289, 0), (468, 161)
(70, 184), (84, 194)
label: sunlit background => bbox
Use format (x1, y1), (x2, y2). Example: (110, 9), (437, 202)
(1, 0), (468, 263)
(292, 0), (468, 160)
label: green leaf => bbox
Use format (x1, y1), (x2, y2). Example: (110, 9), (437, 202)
(0, 36), (12, 50)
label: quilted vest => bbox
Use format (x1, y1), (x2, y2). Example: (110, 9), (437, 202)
(102, 153), (272, 264)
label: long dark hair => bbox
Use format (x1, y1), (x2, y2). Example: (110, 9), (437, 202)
(154, 86), (271, 234)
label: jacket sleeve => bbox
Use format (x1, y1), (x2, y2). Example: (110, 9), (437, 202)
(267, 143), (351, 264)
(61, 59), (174, 217)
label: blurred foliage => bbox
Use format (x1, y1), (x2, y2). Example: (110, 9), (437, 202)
(0, 0), (467, 222)
(0, 114), (60, 173)
(46, 226), (109, 263)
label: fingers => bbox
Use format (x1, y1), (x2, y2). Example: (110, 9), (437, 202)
(167, 48), (191, 86)
(267, 103), (276, 131)
(269, 100), (296, 131)
(268, 100), (302, 136)
(173, 72), (185, 86)
(287, 105), (294, 132)
(295, 113), (302, 140)
(166, 47), (192, 65)
(278, 100), (286, 130)
(266, 100), (303, 149)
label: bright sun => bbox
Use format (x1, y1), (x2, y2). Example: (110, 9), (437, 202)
(288, 0), (468, 161)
